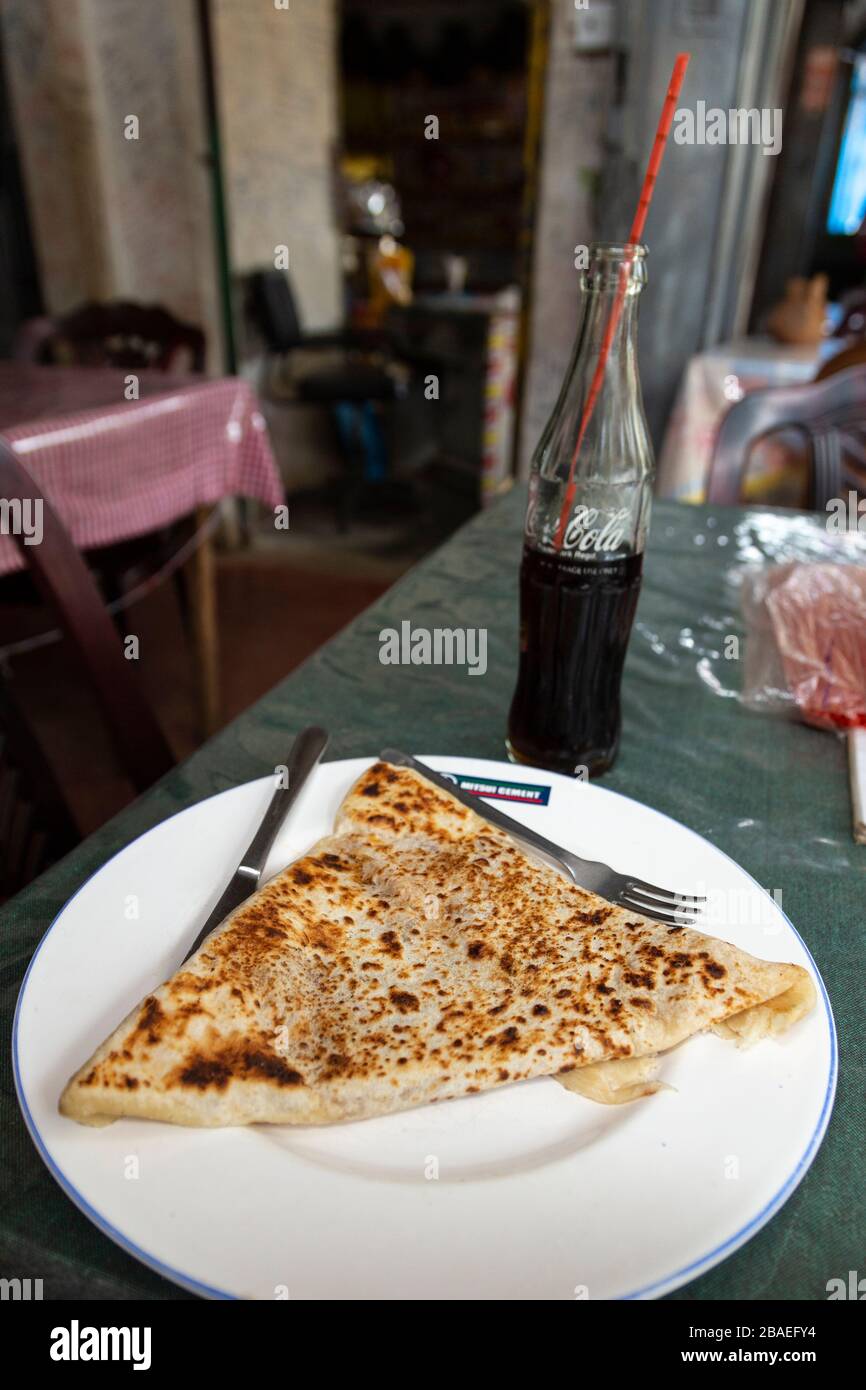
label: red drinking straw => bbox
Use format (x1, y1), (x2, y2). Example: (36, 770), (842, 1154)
(553, 52), (690, 549)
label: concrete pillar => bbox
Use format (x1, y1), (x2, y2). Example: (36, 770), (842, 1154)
(1, 0), (223, 366)
(518, 1), (615, 474)
(211, 0), (342, 332)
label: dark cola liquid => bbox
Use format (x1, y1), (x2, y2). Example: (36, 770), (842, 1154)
(507, 545), (644, 776)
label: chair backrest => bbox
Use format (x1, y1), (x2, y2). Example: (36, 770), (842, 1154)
(39, 300), (206, 373)
(247, 271), (303, 353)
(831, 292), (866, 341)
(816, 340), (866, 380)
(0, 440), (175, 800)
(707, 365), (866, 509)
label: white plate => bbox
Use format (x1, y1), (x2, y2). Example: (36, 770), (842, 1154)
(13, 756), (836, 1301)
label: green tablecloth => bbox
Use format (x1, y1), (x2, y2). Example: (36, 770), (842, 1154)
(2, 494), (862, 1300)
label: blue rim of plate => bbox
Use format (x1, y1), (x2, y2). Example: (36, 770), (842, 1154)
(12, 758), (838, 1302)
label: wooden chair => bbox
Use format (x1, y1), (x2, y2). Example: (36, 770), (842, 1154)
(0, 440), (175, 897)
(38, 300), (206, 373)
(247, 270), (419, 530)
(31, 300), (218, 730)
(706, 365), (866, 509)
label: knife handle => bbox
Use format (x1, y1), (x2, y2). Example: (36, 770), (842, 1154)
(241, 725), (330, 877)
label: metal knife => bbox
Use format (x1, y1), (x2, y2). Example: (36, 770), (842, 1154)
(182, 725), (329, 961)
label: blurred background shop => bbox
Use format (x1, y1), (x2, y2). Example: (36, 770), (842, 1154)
(2, 0), (866, 854)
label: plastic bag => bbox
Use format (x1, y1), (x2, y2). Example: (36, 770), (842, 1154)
(740, 553), (866, 728)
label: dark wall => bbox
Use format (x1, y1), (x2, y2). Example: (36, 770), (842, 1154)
(0, 35), (42, 355)
(596, 0), (753, 446)
(750, 0), (847, 326)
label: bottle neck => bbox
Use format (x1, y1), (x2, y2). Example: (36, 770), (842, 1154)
(533, 247), (651, 491)
(526, 246), (653, 557)
(571, 273), (642, 390)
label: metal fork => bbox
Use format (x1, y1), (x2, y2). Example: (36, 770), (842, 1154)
(380, 748), (705, 927)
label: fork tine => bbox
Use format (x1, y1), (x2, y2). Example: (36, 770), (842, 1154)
(618, 893), (701, 927)
(621, 904), (700, 928)
(626, 878), (706, 907)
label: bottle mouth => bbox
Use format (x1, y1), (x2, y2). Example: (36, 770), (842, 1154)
(589, 242), (648, 260)
(583, 242), (648, 291)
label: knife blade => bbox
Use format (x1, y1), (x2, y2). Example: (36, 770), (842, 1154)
(182, 725), (329, 962)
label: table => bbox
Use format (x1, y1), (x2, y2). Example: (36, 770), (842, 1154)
(0, 364), (282, 575)
(0, 363), (283, 731)
(657, 336), (842, 503)
(1, 492), (861, 1300)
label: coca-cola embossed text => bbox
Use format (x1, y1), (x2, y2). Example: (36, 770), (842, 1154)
(562, 506), (629, 553)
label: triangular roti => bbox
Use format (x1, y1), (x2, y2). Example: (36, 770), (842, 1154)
(60, 762), (814, 1127)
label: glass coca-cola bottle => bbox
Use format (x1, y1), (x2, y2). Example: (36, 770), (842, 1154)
(507, 243), (654, 777)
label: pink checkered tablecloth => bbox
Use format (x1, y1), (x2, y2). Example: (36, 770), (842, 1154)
(0, 364), (283, 575)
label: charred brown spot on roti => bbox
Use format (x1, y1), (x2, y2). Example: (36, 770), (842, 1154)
(236, 1049), (303, 1086)
(133, 996), (164, 1045)
(177, 1046), (304, 1091)
(624, 970), (654, 989)
(179, 1056), (232, 1090)
(322, 1053), (350, 1078)
(389, 989), (419, 1012)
